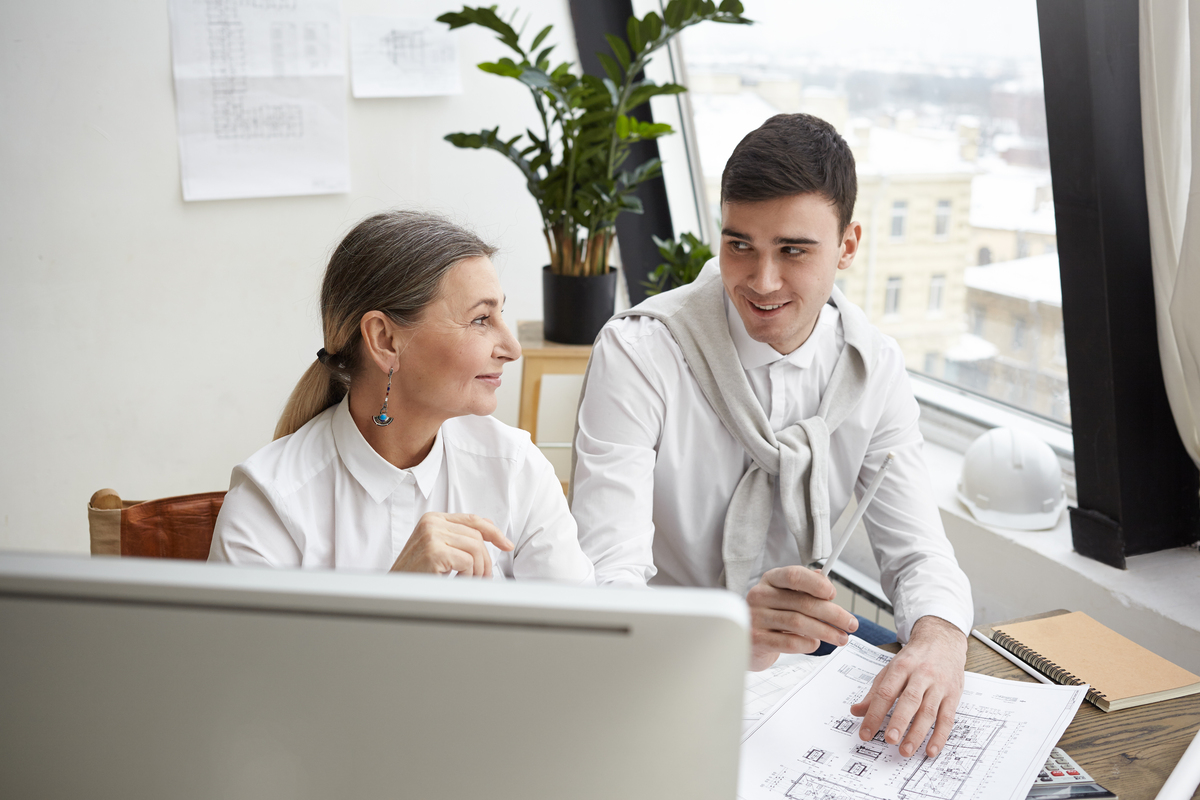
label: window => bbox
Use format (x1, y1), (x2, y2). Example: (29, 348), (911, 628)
(935, 199), (952, 237)
(890, 201), (907, 240)
(671, 0), (1067, 423)
(884, 277), (902, 316)
(969, 304), (986, 337)
(1012, 316), (1027, 351)
(928, 274), (945, 313)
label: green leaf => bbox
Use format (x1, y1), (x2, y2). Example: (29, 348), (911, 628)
(478, 58), (522, 78)
(605, 33), (631, 71)
(626, 17), (644, 54)
(663, 0), (684, 27)
(601, 77), (621, 106)
(626, 81), (686, 109)
(535, 45), (556, 64)
(597, 53), (622, 85)
(530, 24), (553, 51)
(438, 7), (522, 54)
(719, 0), (744, 13)
(641, 13), (663, 45)
(615, 114), (630, 139)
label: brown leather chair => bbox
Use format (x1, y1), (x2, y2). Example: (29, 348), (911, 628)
(88, 488), (226, 560)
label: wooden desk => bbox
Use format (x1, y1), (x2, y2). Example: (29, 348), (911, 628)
(516, 321), (592, 444)
(960, 635), (1200, 799)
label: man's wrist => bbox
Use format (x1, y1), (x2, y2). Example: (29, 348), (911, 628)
(910, 614), (967, 644)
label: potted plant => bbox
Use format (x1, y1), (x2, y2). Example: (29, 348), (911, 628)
(438, 1), (750, 343)
(643, 231), (713, 296)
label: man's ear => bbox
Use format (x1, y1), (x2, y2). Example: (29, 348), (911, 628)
(838, 221), (864, 270)
(359, 311), (403, 374)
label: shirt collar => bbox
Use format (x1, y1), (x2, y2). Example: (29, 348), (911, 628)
(724, 292), (839, 371)
(331, 395), (444, 503)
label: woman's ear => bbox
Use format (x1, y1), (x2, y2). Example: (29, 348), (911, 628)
(359, 311), (404, 374)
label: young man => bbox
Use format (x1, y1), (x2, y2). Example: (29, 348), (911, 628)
(570, 114), (973, 759)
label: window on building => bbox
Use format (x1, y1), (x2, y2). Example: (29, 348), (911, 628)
(978, 247), (992, 265)
(969, 304), (986, 337)
(885, 277), (902, 316)
(890, 201), (907, 240)
(928, 274), (945, 313)
(1012, 316), (1027, 351)
(935, 199), (952, 237)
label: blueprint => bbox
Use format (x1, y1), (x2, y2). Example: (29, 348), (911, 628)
(744, 653), (825, 735)
(350, 16), (462, 98)
(739, 638), (1087, 800)
(168, 0), (350, 201)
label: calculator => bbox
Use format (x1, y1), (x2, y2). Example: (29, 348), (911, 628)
(1025, 747), (1117, 799)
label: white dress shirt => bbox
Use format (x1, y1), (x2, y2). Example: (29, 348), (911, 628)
(210, 396), (595, 585)
(571, 294), (972, 640)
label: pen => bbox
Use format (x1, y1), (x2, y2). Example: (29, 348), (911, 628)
(820, 452), (895, 578)
(970, 629), (1055, 685)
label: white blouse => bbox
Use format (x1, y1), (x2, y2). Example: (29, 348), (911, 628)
(571, 294), (973, 641)
(210, 396), (595, 585)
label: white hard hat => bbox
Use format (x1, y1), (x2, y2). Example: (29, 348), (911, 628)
(957, 427), (1066, 530)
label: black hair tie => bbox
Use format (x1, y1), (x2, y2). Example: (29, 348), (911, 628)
(316, 348), (333, 365)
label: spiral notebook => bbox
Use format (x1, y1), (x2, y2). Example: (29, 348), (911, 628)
(989, 610), (1200, 712)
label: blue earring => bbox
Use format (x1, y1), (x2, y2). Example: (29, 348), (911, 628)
(372, 367), (394, 427)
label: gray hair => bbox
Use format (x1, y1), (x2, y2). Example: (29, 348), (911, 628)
(275, 210), (497, 439)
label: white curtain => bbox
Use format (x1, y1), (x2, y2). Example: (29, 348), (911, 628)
(1141, 0), (1200, 469)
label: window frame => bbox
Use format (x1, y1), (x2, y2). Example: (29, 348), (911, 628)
(934, 199), (952, 238)
(889, 200), (908, 241)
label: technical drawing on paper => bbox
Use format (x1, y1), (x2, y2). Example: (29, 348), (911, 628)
(738, 638), (1089, 800)
(899, 713), (1005, 799)
(804, 749), (833, 765)
(831, 717), (858, 735)
(744, 654), (825, 733)
(853, 743), (884, 761)
(785, 774), (886, 800)
(349, 16), (462, 98)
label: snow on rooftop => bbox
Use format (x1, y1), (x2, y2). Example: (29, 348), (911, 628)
(970, 168), (1056, 234)
(965, 253), (1061, 306)
(945, 334), (999, 363)
(854, 125), (977, 175)
(690, 91), (784, 179)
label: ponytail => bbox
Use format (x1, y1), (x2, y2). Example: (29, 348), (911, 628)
(273, 359), (348, 440)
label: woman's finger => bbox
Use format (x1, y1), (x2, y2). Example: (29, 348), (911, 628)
(440, 513), (513, 551)
(442, 530), (494, 577)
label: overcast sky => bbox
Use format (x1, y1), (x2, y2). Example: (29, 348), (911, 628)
(681, 0), (1043, 72)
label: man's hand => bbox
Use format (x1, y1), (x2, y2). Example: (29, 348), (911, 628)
(745, 565), (859, 671)
(390, 513), (514, 577)
(850, 615), (967, 758)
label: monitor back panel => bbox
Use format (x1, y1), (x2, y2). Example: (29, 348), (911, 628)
(0, 554), (747, 800)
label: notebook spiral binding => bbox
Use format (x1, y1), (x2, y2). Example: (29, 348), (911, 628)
(992, 631), (1108, 705)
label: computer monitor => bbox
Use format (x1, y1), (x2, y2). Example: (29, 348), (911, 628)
(0, 552), (747, 800)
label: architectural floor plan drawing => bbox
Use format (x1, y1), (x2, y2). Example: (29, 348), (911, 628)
(739, 638), (1087, 800)
(744, 653), (825, 734)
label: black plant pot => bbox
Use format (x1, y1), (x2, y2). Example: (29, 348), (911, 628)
(542, 266), (618, 345)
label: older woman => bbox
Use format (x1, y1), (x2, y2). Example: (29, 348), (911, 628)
(209, 210), (594, 584)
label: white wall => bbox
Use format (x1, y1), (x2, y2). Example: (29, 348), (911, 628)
(0, 0), (577, 553)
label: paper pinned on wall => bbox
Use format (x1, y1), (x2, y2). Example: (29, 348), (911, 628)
(350, 17), (463, 98)
(168, 0), (350, 202)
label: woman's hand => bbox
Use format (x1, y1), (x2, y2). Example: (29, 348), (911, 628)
(390, 512), (514, 577)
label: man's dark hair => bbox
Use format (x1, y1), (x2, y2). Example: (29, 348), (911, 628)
(721, 113), (857, 232)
